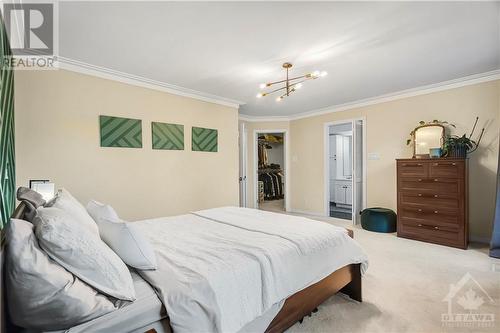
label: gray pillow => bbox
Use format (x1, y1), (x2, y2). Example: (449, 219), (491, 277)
(16, 187), (46, 222)
(6, 219), (118, 330)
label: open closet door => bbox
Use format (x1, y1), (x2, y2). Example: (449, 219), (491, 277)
(238, 122), (247, 207)
(352, 120), (363, 224)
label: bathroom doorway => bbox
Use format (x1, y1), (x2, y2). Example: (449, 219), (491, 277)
(325, 119), (366, 223)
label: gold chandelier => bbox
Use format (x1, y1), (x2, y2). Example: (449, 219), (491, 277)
(256, 63), (327, 102)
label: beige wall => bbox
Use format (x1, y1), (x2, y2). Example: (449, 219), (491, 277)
(289, 80), (500, 240)
(15, 70), (239, 221)
(240, 120), (290, 208)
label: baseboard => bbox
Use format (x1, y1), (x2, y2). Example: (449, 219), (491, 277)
(289, 209), (326, 217)
(469, 235), (491, 244)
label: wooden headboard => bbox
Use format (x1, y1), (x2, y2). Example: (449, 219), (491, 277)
(1, 202), (27, 333)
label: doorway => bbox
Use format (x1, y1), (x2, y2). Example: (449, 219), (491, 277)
(238, 122), (247, 207)
(254, 130), (288, 212)
(325, 119), (366, 223)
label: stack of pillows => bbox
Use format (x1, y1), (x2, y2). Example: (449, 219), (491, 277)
(6, 188), (157, 331)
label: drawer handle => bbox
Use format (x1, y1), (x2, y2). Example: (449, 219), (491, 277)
(452, 163), (456, 166)
(418, 179), (422, 182)
(418, 224), (423, 227)
(418, 193), (422, 197)
(434, 194), (438, 198)
(434, 178), (438, 182)
(418, 209), (423, 212)
(434, 226), (439, 230)
(433, 163), (438, 166)
(417, 163), (423, 166)
(434, 210), (438, 214)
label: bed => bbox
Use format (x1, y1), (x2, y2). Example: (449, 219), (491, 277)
(1, 203), (368, 333)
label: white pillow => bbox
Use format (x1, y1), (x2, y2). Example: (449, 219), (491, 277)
(86, 200), (119, 223)
(34, 207), (136, 301)
(51, 188), (99, 236)
(87, 201), (157, 270)
(6, 219), (117, 330)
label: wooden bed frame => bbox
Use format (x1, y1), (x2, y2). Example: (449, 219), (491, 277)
(1, 202), (362, 333)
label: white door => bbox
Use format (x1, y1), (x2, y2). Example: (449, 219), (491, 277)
(238, 123), (247, 207)
(329, 180), (336, 202)
(352, 120), (364, 224)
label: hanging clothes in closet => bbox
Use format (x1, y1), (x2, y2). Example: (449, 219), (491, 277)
(258, 167), (283, 201)
(258, 134), (284, 202)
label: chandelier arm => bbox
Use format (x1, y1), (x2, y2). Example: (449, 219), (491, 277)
(264, 85), (289, 95)
(288, 74), (311, 82)
(266, 74), (309, 87)
(266, 78), (288, 86)
(289, 78), (309, 87)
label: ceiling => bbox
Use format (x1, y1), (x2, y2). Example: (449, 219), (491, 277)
(59, 1), (500, 117)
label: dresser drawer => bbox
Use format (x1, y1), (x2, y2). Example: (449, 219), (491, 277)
(399, 206), (460, 225)
(398, 161), (428, 177)
(399, 192), (460, 209)
(429, 160), (464, 178)
(399, 177), (459, 194)
(400, 216), (459, 232)
(399, 220), (464, 248)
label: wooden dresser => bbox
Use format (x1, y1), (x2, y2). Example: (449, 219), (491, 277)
(396, 158), (468, 249)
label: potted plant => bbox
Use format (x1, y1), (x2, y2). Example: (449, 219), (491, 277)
(443, 117), (484, 158)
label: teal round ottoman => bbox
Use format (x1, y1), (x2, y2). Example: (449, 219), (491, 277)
(360, 207), (397, 233)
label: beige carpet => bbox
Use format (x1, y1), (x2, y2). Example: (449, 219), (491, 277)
(259, 199), (285, 212)
(285, 215), (500, 333)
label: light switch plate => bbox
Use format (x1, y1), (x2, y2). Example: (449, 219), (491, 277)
(368, 152), (380, 160)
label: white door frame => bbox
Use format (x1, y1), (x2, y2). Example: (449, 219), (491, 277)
(253, 129), (290, 211)
(324, 118), (367, 223)
(239, 122), (248, 207)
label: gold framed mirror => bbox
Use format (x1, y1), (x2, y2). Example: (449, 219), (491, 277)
(413, 124), (445, 158)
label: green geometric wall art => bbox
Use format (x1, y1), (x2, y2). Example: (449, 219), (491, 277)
(152, 122), (184, 150)
(192, 127), (218, 152)
(100, 115), (142, 148)
(0, 16), (15, 229)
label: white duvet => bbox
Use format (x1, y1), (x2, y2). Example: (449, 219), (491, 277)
(135, 207), (368, 333)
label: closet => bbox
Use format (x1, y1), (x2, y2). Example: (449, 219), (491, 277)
(257, 133), (285, 212)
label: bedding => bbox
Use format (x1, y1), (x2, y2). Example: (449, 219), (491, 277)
(49, 189), (100, 235)
(86, 200), (157, 270)
(34, 207), (136, 301)
(47, 271), (167, 333)
(5, 219), (117, 331)
(86, 200), (120, 223)
(135, 207), (368, 333)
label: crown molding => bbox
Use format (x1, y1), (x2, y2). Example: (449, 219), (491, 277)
(239, 69), (500, 122)
(238, 114), (291, 122)
(57, 57), (244, 109)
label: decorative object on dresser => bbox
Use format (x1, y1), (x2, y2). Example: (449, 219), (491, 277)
(396, 158), (468, 249)
(443, 117), (484, 159)
(406, 120), (453, 158)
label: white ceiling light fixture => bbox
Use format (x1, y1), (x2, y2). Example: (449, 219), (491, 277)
(256, 63), (327, 101)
